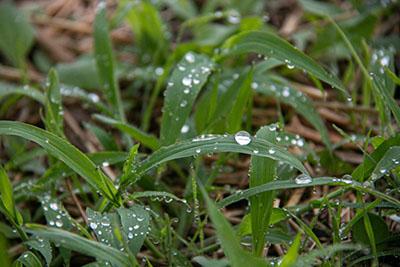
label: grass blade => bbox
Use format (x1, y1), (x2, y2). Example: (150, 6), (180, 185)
(160, 52), (214, 145)
(220, 30), (347, 95)
(121, 133), (308, 185)
(0, 121), (120, 205)
(249, 126), (278, 256)
(94, 1), (125, 121)
(44, 69), (63, 136)
(26, 224), (131, 267)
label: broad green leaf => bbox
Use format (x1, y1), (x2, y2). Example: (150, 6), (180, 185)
(26, 224), (131, 267)
(280, 234), (301, 267)
(200, 185), (269, 267)
(0, 121), (120, 204)
(87, 208), (122, 249)
(94, 1), (125, 120)
(44, 69), (63, 136)
(249, 125), (277, 256)
(220, 31), (347, 95)
(0, 2), (35, 69)
(160, 52), (214, 145)
(25, 237), (52, 267)
(352, 213), (390, 248)
(0, 166), (22, 224)
(254, 77), (331, 150)
(370, 146), (400, 181)
(121, 133), (308, 185)
(15, 251), (42, 267)
(117, 205), (150, 254)
(94, 114), (159, 150)
(39, 195), (75, 230)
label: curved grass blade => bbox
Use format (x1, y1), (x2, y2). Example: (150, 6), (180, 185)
(199, 185), (269, 267)
(0, 166), (23, 225)
(128, 191), (189, 207)
(280, 234), (301, 267)
(121, 134), (308, 185)
(94, 1), (125, 121)
(25, 224), (131, 267)
(0, 121), (119, 204)
(0, 82), (44, 103)
(25, 237), (53, 267)
(94, 114), (159, 150)
(370, 146), (400, 181)
(254, 78), (331, 150)
(218, 177), (400, 208)
(220, 31), (347, 95)
(160, 52), (214, 145)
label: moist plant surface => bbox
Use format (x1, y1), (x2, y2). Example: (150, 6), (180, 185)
(0, 0), (399, 266)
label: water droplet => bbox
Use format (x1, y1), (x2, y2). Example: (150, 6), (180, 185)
(180, 100), (188, 107)
(195, 148), (201, 154)
(134, 225), (139, 230)
(253, 149), (259, 154)
(181, 124), (190, 134)
(227, 10), (241, 24)
(56, 221), (63, 227)
(182, 77), (192, 86)
(268, 148), (276, 154)
(183, 88), (190, 94)
(50, 203), (59, 211)
(185, 53), (195, 63)
(128, 232), (133, 239)
(294, 174), (312, 185)
(282, 87), (290, 97)
(102, 161), (110, 167)
(90, 222), (98, 230)
(285, 59), (294, 69)
(234, 131), (252, 146)
(251, 82), (258, 89)
(88, 93), (100, 103)
(155, 67), (164, 76)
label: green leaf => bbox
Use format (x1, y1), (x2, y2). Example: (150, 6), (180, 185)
(87, 208), (122, 249)
(0, 2), (35, 69)
(0, 121), (119, 204)
(254, 78), (331, 150)
(44, 69), (63, 136)
(280, 234), (302, 267)
(94, 1), (125, 120)
(352, 213), (390, 248)
(117, 205), (150, 254)
(39, 195), (75, 230)
(121, 133), (308, 185)
(57, 56), (100, 89)
(0, 166), (22, 224)
(299, 0), (343, 16)
(15, 251), (42, 267)
(249, 125), (278, 256)
(0, 82), (45, 103)
(25, 237), (53, 267)
(25, 224), (131, 267)
(370, 146), (400, 181)
(200, 185), (269, 267)
(94, 114), (159, 150)
(220, 31), (347, 95)
(160, 52), (214, 145)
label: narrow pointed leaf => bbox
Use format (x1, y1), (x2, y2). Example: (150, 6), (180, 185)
(160, 52), (214, 145)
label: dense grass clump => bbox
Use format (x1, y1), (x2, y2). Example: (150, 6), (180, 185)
(0, 0), (399, 266)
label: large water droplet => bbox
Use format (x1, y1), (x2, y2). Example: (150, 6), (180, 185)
(182, 77), (192, 86)
(234, 131), (252, 146)
(185, 53), (195, 63)
(294, 174), (312, 185)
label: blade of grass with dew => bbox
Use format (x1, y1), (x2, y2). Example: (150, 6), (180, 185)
(38, 195), (76, 232)
(44, 69), (63, 137)
(199, 185), (269, 267)
(94, 1), (126, 121)
(0, 2), (35, 79)
(160, 52), (214, 145)
(121, 134), (308, 185)
(25, 224), (131, 267)
(249, 125), (278, 256)
(0, 82), (44, 103)
(328, 16), (400, 126)
(352, 134), (400, 182)
(254, 77), (332, 150)
(370, 146), (400, 181)
(219, 30), (347, 95)
(15, 251), (42, 267)
(25, 237), (52, 267)
(94, 114), (159, 150)
(298, 0), (343, 17)
(117, 205), (150, 254)
(0, 121), (120, 205)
